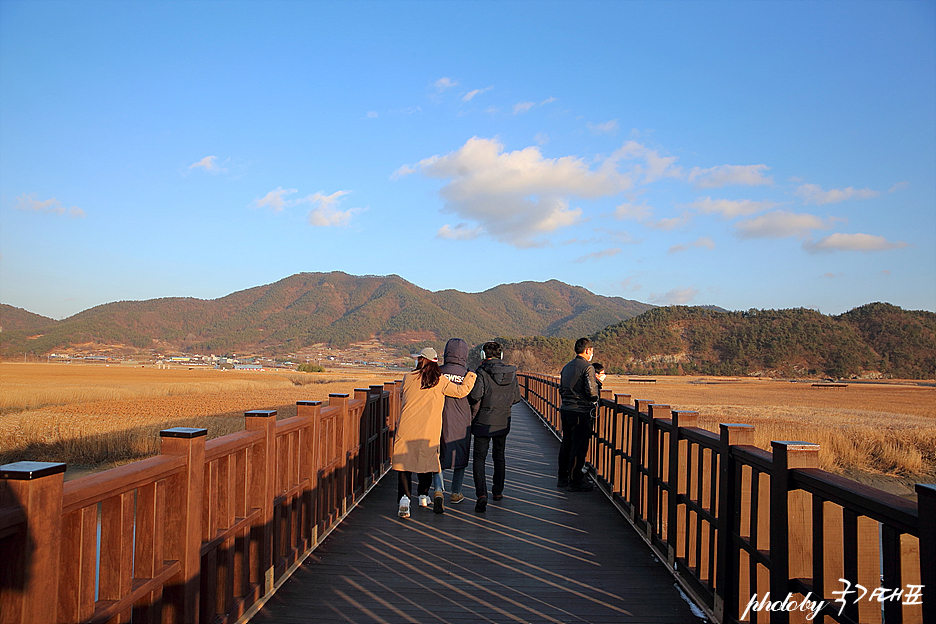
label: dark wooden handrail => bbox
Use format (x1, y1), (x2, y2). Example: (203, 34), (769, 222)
(518, 372), (934, 624)
(0, 380), (401, 624)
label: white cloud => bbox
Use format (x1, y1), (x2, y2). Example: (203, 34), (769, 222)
(300, 191), (362, 227)
(620, 276), (642, 292)
(795, 183), (878, 205)
(367, 111), (378, 118)
(647, 213), (690, 231)
(688, 164), (772, 188)
(669, 236), (715, 254)
(803, 233), (910, 254)
(15, 193), (85, 218)
(574, 247), (621, 263)
(608, 141), (682, 184)
(250, 188), (361, 226)
(614, 202), (652, 221)
(735, 210), (833, 239)
(888, 181), (909, 193)
(651, 287), (699, 305)
(251, 187), (298, 212)
(463, 86), (493, 101)
(188, 155), (224, 173)
(398, 137), (633, 247)
(435, 76), (458, 91)
(688, 197), (779, 218)
(437, 223), (483, 240)
(513, 101), (535, 114)
(588, 119), (619, 134)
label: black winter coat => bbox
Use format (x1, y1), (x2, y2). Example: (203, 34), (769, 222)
(468, 358), (521, 437)
(439, 338), (472, 470)
(559, 355), (599, 413)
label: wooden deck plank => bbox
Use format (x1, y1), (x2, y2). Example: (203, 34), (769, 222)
(251, 402), (707, 624)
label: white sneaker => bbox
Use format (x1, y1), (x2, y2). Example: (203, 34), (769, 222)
(398, 496), (410, 518)
(418, 495), (430, 508)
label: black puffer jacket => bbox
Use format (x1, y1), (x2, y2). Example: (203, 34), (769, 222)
(468, 358), (521, 437)
(439, 338), (472, 470)
(559, 355), (599, 413)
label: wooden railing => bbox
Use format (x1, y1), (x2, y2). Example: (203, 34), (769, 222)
(0, 382), (400, 624)
(519, 373), (934, 624)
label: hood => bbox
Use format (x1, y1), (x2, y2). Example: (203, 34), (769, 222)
(442, 338), (469, 369)
(480, 358), (517, 386)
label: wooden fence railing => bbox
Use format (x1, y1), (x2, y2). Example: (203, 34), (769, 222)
(0, 382), (400, 624)
(519, 373), (934, 624)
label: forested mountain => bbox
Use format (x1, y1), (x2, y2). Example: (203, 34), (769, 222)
(3, 277), (931, 378)
(584, 304), (935, 379)
(0, 272), (653, 356)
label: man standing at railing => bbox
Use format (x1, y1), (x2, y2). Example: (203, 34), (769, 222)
(558, 337), (604, 492)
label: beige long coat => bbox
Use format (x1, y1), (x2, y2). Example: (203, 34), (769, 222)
(391, 370), (477, 473)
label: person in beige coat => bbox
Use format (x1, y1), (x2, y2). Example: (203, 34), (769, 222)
(393, 346), (476, 517)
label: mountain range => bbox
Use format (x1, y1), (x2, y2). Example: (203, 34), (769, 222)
(0, 272), (654, 356)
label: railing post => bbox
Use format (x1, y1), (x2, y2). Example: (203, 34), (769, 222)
(354, 388), (370, 492)
(159, 427), (207, 624)
(668, 411), (697, 568)
(384, 382), (398, 463)
(630, 399), (653, 520)
(917, 483), (935, 624)
(713, 424), (755, 623)
(328, 394), (351, 513)
(0, 461), (66, 624)
(369, 385), (387, 477)
(296, 401), (322, 549)
(769, 441), (819, 624)
(647, 404), (671, 542)
(244, 410), (276, 596)
(609, 394), (630, 499)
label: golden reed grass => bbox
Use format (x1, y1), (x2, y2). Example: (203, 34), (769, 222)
(2, 364), (933, 483)
(0, 363), (396, 468)
(601, 375), (936, 478)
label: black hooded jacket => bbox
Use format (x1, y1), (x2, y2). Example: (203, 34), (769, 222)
(468, 357), (521, 437)
(439, 338), (472, 470)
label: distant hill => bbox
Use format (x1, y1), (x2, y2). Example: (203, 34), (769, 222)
(0, 306), (56, 334)
(0, 272), (654, 356)
(586, 304), (936, 379)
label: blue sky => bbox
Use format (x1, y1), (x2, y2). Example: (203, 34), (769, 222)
(1, 0), (934, 321)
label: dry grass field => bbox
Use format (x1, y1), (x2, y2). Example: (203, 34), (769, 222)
(1, 364), (933, 494)
(0, 362), (397, 472)
(600, 375), (936, 494)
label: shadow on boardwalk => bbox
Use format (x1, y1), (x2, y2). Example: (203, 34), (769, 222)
(251, 401), (707, 624)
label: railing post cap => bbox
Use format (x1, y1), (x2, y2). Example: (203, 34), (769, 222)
(245, 409), (277, 418)
(297, 400), (322, 406)
(0, 461), (67, 480)
(771, 440), (819, 450)
(329, 393), (350, 398)
(160, 427), (208, 438)
(720, 423), (755, 430)
(915, 483), (936, 496)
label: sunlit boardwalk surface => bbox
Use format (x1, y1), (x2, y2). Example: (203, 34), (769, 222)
(251, 401), (707, 624)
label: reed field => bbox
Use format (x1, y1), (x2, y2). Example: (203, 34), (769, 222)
(600, 375), (936, 492)
(0, 362), (396, 471)
(1, 364), (933, 492)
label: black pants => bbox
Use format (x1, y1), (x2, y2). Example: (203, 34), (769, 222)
(397, 471), (433, 500)
(558, 409), (593, 484)
(472, 435), (506, 499)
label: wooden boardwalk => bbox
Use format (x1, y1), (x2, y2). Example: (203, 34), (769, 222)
(250, 402), (707, 624)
